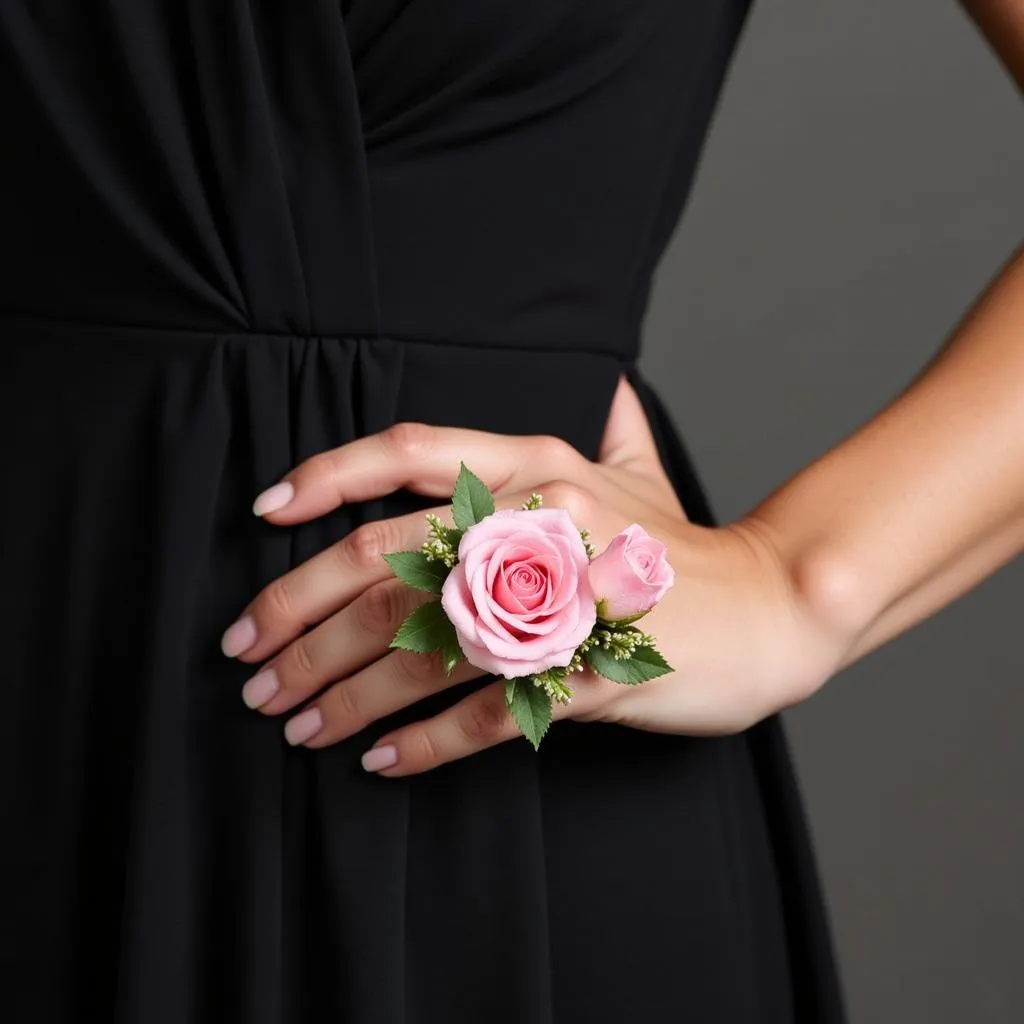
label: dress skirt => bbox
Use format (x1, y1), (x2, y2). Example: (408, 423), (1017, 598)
(1, 313), (843, 1022)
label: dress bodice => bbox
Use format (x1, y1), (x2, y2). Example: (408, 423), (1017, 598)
(0, 0), (752, 358)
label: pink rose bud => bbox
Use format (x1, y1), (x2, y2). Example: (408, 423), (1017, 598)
(440, 509), (597, 679)
(588, 524), (674, 624)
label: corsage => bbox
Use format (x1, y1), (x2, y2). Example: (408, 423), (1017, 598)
(384, 464), (675, 748)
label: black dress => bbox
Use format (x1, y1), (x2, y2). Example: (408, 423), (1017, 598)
(0, 2), (845, 1021)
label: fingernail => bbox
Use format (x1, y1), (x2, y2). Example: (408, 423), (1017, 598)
(253, 481), (294, 517)
(285, 707), (323, 746)
(221, 615), (258, 657)
(361, 744), (398, 772)
(241, 667), (279, 709)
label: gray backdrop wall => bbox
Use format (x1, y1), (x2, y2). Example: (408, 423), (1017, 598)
(640, 3), (1024, 1022)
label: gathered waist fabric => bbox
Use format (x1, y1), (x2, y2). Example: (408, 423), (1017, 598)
(0, 310), (634, 359)
(0, 307), (710, 530)
(0, 311), (631, 524)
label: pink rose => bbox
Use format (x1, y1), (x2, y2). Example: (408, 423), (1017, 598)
(588, 524), (674, 624)
(440, 508), (597, 678)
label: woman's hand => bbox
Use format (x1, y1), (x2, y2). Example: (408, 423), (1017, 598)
(220, 376), (848, 776)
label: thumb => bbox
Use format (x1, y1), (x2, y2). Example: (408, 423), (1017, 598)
(598, 374), (662, 468)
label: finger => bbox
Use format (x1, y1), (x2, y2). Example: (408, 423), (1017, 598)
(598, 376), (687, 520)
(221, 504), (457, 664)
(359, 673), (610, 777)
(224, 482), (601, 666)
(239, 579), (430, 717)
(598, 375), (662, 469)
(268, 476), (609, 745)
(232, 483), (603, 713)
(252, 422), (583, 524)
(285, 649), (483, 749)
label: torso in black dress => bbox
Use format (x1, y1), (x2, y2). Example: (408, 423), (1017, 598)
(0, 2), (844, 1021)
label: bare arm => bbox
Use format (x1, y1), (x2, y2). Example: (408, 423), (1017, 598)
(738, 2), (1024, 666)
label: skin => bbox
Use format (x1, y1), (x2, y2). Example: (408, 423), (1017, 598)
(220, 2), (1024, 778)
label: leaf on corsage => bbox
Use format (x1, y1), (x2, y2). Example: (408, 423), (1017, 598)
(382, 551), (449, 594)
(585, 642), (672, 685)
(504, 678), (553, 750)
(390, 600), (463, 675)
(451, 462), (495, 530)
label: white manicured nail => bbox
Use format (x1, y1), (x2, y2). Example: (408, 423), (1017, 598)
(362, 745), (399, 772)
(253, 481), (294, 516)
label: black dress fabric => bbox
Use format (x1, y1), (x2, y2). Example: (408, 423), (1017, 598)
(0, 2), (845, 1022)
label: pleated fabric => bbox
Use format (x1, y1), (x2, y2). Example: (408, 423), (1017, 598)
(0, 1), (846, 1021)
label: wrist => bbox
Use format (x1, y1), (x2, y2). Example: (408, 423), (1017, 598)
(720, 512), (872, 696)
(725, 513), (869, 676)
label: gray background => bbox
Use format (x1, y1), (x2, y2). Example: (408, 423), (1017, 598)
(640, 3), (1024, 1022)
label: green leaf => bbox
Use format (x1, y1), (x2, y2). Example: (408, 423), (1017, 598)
(390, 601), (457, 655)
(443, 525), (465, 549)
(507, 678), (553, 750)
(383, 551), (449, 594)
(585, 643), (673, 685)
(440, 628), (463, 676)
(451, 462), (495, 530)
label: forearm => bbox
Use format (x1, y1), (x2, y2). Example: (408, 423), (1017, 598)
(739, 239), (1024, 666)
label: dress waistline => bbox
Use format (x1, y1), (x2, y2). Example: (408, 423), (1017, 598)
(0, 310), (635, 364)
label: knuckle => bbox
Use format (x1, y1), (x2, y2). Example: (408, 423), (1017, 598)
(459, 693), (510, 745)
(541, 479), (591, 520)
(393, 648), (443, 688)
(356, 581), (404, 635)
(533, 434), (575, 469)
(343, 520), (398, 572)
(262, 576), (295, 623)
(288, 636), (317, 681)
(327, 680), (363, 725)
(382, 421), (434, 460)
(407, 728), (442, 768)
(419, 647), (448, 678)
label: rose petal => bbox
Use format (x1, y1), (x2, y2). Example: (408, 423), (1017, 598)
(445, 507), (599, 676)
(471, 568), (521, 644)
(440, 563), (482, 644)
